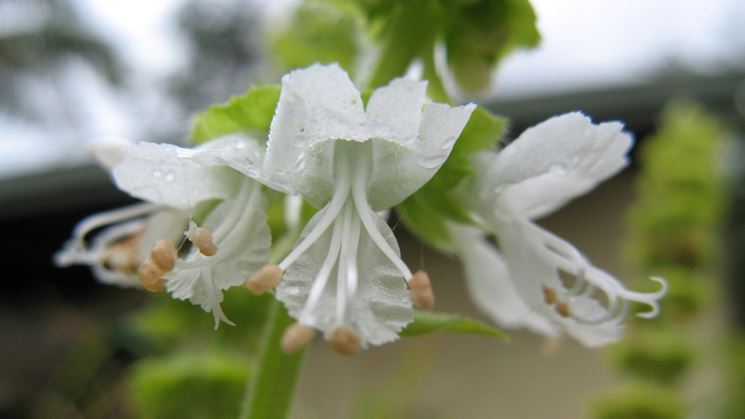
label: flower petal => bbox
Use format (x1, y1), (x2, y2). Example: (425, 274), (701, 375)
(488, 209), (663, 347)
(263, 64), (475, 209)
(276, 205), (413, 347)
(166, 180), (270, 327)
(112, 135), (263, 210)
(486, 112), (632, 219)
(263, 63), (366, 202)
(366, 102), (475, 210)
(448, 223), (557, 336)
(365, 77), (427, 144)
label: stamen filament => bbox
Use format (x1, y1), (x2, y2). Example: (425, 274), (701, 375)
(71, 202), (161, 246)
(300, 218), (344, 323)
(350, 157), (412, 280)
(336, 202), (359, 324)
(278, 164), (352, 271)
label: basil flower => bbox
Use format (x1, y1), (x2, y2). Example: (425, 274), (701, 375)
(453, 112), (666, 346)
(261, 64), (474, 354)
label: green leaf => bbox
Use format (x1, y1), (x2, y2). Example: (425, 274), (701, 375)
(366, 0), (444, 88)
(397, 106), (506, 247)
(444, 0), (541, 93)
(272, 3), (361, 75)
(401, 310), (507, 340)
(129, 352), (251, 419)
(190, 85), (280, 144)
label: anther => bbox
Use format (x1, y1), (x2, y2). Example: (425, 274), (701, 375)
(555, 302), (571, 318)
(542, 285), (558, 305)
(328, 326), (361, 356)
(190, 227), (217, 256)
(150, 240), (177, 272)
(137, 259), (166, 292)
(103, 242), (138, 273)
(245, 264), (283, 295)
(409, 270), (435, 310)
(281, 322), (315, 354)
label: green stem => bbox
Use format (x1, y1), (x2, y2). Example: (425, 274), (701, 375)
(238, 299), (306, 419)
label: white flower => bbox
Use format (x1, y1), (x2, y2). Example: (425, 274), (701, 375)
(57, 135), (271, 327)
(263, 64), (474, 354)
(454, 112), (666, 347)
(55, 204), (188, 287)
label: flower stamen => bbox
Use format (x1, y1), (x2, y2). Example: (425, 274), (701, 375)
(409, 270), (435, 310)
(246, 264), (283, 296)
(281, 322), (315, 354)
(189, 226), (218, 256)
(328, 325), (361, 356)
(138, 259), (166, 292)
(150, 239), (178, 272)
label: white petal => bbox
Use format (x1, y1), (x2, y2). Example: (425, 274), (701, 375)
(263, 64), (475, 209)
(365, 77), (427, 144)
(561, 297), (625, 347)
(487, 112), (632, 219)
(488, 208), (664, 347)
(263, 63), (366, 202)
(448, 223), (557, 336)
(366, 102), (475, 210)
(166, 180), (270, 327)
(276, 205), (412, 347)
(112, 135), (263, 210)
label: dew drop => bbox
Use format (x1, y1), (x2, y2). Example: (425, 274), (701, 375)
(440, 137), (456, 150)
(417, 157), (442, 169)
(165, 172), (175, 182)
(549, 164), (567, 175)
(153, 170), (162, 178)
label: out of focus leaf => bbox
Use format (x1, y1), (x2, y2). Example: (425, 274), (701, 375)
(401, 310), (507, 340)
(129, 352), (250, 419)
(190, 85), (280, 143)
(272, 2), (361, 75)
(591, 383), (686, 419)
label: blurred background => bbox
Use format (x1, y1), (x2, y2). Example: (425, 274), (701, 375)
(1, 0), (744, 418)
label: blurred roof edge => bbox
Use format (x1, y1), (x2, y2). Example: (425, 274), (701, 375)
(488, 70), (745, 133)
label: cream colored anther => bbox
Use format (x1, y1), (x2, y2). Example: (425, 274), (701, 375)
(542, 285), (558, 305)
(555, 302), (571, 318)
(328, 326), (361, 356)
(245, 264), (283, 296)
(409, 270), (435, 310)
(190, 227), (217, 256)
(150, 240), (177, 272)
(103, 242), (138, 273)
(138, 259), (166, 293)
(281, 322), (315, 354)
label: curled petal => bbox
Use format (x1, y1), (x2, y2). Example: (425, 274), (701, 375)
(448, 223), (558, 337)
(489, 209), (666, 347)
(112, 135), (264, 209)
(482, 112), (633, 219)
(166, 180), (270, 327)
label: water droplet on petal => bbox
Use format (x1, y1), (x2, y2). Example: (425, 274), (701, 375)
(153, 170), (162, 178)
(440, 137), (456, 150)
(549, 164), (567, 175)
